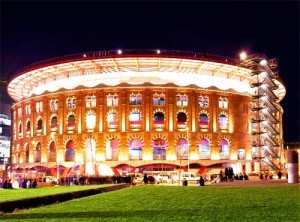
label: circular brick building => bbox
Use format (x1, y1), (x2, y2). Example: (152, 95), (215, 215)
(7, 49), (286, 179)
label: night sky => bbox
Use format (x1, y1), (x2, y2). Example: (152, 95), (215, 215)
(1, 1), (299, 142)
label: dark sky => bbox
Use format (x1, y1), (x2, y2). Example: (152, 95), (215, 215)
(1, 1), (299, 141)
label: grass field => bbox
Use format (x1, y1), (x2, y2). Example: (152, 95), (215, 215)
(1, 185), (299, 222)
(0, 184), (113, 202)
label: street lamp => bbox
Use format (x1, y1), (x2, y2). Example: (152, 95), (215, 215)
(187, 127), (190, 172)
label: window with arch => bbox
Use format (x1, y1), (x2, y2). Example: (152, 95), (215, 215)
(36, 101), (43, 113)
(25, 104), (31, 115)
(129, 111), (141, 124)
(107, 94), (119, 106)
(67, 114), (75, 127)
(129, 139), (142, 160)
(18, 107), (22, 116)
(219, 139), (229, 159)
(36, 142), (42, 162)
(50, 99), (59, 111)
(198, 95), (209, 107)
(218, 97), (228, 109)
(106, 139), (119, 160)
(219, 114), (228, 130)
(66, 97), (76, 109)
(177, 112), (187, 125)
(154, 112), (164, 124)
(199, 113), (208, 128)
(199, 139), (210, 159)
(130, 93), (142, 105)
(237, 149), (245, 160)
(65, 140), (75, 161)
(18, 122), (22, 134)
(177, 138), (188, 159)
(86, 95), (97, 107)
(153, 138), (166, 160)
(51, 116), (58, 128)
(49, 141), (56, 162)
(153, 93), (165, 105)
(176, 94), (188, 106)
(251, 141), (259, 158)
(37, 118), (43, 130)
(25, 144), (29, 163)
(107, 112), (118, 126)
(26, 120), (31, 132)
(86, 112), (96, 130)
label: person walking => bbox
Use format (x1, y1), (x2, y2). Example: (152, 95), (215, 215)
(277, 170), (282, 179)
(200, 176), (205, 186)
(182, 178), (188, 186)
(143, 173), (149, 185)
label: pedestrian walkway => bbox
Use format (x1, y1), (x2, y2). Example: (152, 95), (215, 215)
(208, 179), (299, 187)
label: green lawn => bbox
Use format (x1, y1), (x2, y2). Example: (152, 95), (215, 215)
(1, 185), (299, 222)
(0, 184), (113, 202)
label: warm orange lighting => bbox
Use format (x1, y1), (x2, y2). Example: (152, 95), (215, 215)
(240, 52), (247, 60)
(211, 153), (220, 160)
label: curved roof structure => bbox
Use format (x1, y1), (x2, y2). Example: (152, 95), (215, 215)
(7, 49), (286, 102)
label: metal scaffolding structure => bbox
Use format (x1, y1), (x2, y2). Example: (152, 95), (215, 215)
(240, 54), (282, 171)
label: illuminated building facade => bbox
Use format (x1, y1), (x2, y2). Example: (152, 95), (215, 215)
(7, 50), (286, 177)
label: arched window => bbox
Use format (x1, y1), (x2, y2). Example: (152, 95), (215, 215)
(238, 149), (245, 160)
(26, 121), (31, 132)
(37, 119), (43, 130)
(18, 122), (22, 134)
(251, 141), (259, 158)
(65, 140), (75, 161)
(129, 111), (141, 124)
(25, 144), (29, 163)
(154, 112), (164, 124)
(106, 139), (119, 160)
(177, 138), (188, 159)
(177, 112), (187, 125)
(49, 141), (56, 162)
(51, 116), (58, 128)
(219, 114), (228, 130)
(153, 138), (166, 160)
(68, 115), (75, 127)
(86, 112), (96, 130)
(108, 112), (118, 126)
(36, 142), (42, 162)
(220, 139), (229, 159)
(129, 139), (142, 160)
(199, 139), (210, 159)
(199, 113), (208, 128)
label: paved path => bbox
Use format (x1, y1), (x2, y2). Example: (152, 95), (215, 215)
(207, 179), (299, 187)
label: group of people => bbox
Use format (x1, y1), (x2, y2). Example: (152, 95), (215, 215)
(182, 176), (205, 186)
(220, 167), (235, 182)
(1, 177), (38, 189)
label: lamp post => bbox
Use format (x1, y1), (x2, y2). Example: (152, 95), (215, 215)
(187, 127), (190, 172)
